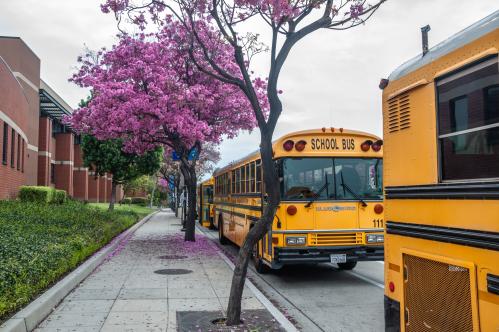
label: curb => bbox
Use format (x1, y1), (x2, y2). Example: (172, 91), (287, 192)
(195, 224), (299, 332)
(0, 210), (158, 332)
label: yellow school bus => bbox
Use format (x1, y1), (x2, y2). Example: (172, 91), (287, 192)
(197, 177), (215, 228)
(213, 128), (384, 273)
(381, 12), (499, 331)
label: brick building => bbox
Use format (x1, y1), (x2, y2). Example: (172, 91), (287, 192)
(0, 36), (123, 201)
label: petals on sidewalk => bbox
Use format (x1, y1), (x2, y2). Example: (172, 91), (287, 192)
(34, 211), (284, 332)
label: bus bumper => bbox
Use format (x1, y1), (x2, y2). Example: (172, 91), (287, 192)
(384, 296), (400, 332)
(273, 245), (384, 265)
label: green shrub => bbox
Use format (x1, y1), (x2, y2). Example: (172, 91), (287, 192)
(0, 200), (145, 321)
(131, 197), (148, 206)
(18, 186), (55, 203)
(121, 197), (132, 205)
(53, 190), (67, 204)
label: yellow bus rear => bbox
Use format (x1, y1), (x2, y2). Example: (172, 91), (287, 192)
(381, 11), (499, 331)
(213, 128), (384, 273)
(197, 177), (215, 228)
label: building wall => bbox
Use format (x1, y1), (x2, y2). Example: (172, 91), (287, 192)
(99, 174), (108, 203)
(0, 36), (133, 202)
(88, 172), (100, 203)
(0, 55), (30, 199)
(54, 132), (74, 196)
(73, 144), (88, 201)
(37, 117), (51, 186)
(0, 37), (40, 187)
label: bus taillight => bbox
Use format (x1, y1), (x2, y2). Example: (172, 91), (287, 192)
(283, 140), (294, 151)
(372, 140), (383, 152)
(295, 140), (307, 151)
(374, 204), (383, 214)
(389, 281), (395, 292)
(361, 140), (373, 151)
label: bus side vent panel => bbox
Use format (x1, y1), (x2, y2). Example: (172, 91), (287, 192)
(403, 254), (473, 332)
(387, 93), (411, 133)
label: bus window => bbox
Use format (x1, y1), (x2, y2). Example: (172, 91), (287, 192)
(281, 158), (334, 200)
(250, 162), (255, 192)
(437, 56), (499, 181)
(334, 158), (383, 200)
(256, 160), (262, 192)
(232, 170), (236, 193)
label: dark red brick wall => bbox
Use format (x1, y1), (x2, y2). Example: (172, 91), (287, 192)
(0, 37), (40, 188)
(0, 55), (30, 199)
(99, 174), (108, 203)
(107, 176), (113, 201)
(88, 173), (100, 202)
(54, 133), (74, 196)
(73, 170), (88, 201)
(37, 117), (51, 186)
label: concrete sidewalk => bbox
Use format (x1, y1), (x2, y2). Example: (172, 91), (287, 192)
(34, 211), (281, 332)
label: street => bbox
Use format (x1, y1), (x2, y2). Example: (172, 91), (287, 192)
(201, 227), (385, 332)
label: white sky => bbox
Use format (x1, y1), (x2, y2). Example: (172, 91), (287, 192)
(1, 1), (497, 180)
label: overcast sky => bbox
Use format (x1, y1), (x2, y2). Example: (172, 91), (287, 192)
(1, 1), (497, 179)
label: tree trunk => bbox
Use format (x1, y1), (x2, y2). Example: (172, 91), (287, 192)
(226, 132), (280, 325)
(175, 185), (180, 217)
(150, 181), (156, 208)
(108, 182), (117, 211)
(184, 164), (197, 242)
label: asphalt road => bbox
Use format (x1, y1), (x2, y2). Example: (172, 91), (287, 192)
(201, 227), (385, 332)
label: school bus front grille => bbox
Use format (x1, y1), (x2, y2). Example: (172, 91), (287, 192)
(403, 254), (473, 332)
(309, 233), (363, 246)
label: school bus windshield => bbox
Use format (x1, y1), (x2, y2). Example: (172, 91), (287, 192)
(281, 157), (383, 201)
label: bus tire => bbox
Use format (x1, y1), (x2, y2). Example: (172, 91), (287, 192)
(218, 216), (228, 245)
(252, 245), (270, 274)
(337, 261), (357, 270)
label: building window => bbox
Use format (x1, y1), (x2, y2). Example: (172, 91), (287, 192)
(74, 135), (82, 145)
(17, 134), (21, 170)
(21, 139), (25, 173)
(10, 128), (15, 168)
(52, 120), (64, 137)
(50, 163), (55, 183)
(2, 123), (7, 165)
(437, 55), (499, 181)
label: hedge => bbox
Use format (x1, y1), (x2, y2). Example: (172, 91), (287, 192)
(18, 186), (67, 204)
(0, 200), (147, 322)
(120, 197), (132, 205)
(131, 197), (148, 206)
(18, 186), (54, 204)
(53, 190), (67, 204)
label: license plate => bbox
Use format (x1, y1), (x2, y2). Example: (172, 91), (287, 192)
(330, 254), (347, 264)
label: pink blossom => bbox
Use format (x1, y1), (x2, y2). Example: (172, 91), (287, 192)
(69, 22), (268, 154)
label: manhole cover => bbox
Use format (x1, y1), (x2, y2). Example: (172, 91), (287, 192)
(157, 255), (188, 260)
(171, 223), (182, 226)
(154, 269), (192, 275)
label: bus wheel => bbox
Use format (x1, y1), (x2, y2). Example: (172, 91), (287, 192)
(337, 261), (357, 270)
(252, 245), (270, 274)
(218, 216), (228, 245)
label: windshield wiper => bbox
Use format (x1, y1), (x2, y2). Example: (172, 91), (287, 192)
(305, 174), (329, 208)
(340, 171), (368, 207)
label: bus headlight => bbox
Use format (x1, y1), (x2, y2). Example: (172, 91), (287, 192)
(286, 236), (306, 245)
(367, 234), (384, 243)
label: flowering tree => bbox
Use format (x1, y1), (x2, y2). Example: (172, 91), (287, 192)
(159, 144), (220, 215)
(101, 0), (385, 324)
(70, 30), (265, 241)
